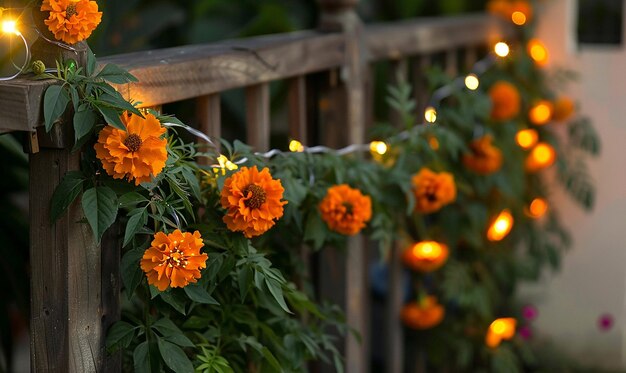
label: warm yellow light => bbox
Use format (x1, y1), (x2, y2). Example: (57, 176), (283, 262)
(526, 143), (556, 172)
(515, 129), (538, 149)
(528, 39), (549, 66)
(1, 20), (19, 35)
(424, 106), (437, 123)
(529, 100), (553, 125)
(526, 198), (548, 219)
(494, 42), (510, 57)
(216, 154), (238, 171)
(289, 139), (304, 152)
(369, 141), (388, 155)
(487, 209), (514, 242)
(402, 241), (449, 272)
(465, 74), (480, 90)
(486, 317), (517, 348)
(511, 11), (527, 25)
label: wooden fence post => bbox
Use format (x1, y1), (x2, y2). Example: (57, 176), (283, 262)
(28, 45), (119, 373)
(317, 1), (369, 372)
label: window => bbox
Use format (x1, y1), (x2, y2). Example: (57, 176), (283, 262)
(578, 0), (623, 45)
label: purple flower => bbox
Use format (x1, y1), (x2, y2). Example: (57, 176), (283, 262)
(518, 325), (533, 340)
(522, 304), (538, 321)
(598, 314), (614, 332)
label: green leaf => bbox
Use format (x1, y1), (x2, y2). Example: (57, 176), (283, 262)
(303, 212), (326, 250)
(121, 248), (144, 300)
(73, 104), (97, 145)
(151, 318), (194, 347)
(97, 105), (126, 130)
(123, 209), (147, 247)
(86, 48), (97, 76)
(157, 338), (194, 373)
(82, 186), (118, 242)
(160, 291), (187, 315)
(106, 321), (136, 353)
(264, 277), (292, 314)
(96, 92), (143, 117)
(50, 171), (85, 223)
(43, 85), (70, 132)
(133, 341), (152, 373)
(260, 347), (283, 372)
(97, 63), (138, 84)
(183, 284), (219, 305)
(237, 266), (252, 302)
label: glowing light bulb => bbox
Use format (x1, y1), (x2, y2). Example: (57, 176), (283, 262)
(402, 241), (449, 273)
(526, 143), (556, 171)
(289, 139), (304, 152)
(465, 74), (480, 90)
(486, 317), (517, 349)
(369, 141), (388, 155)
(515, 129), (538, 149)
(487, 209), (514, 242)
(528, 39), (549, 66)
(494, 42), (510, 57)
(526, 198), (548, 219)
(511, 11), (527, 25)
(529, 100), (553, 125)
(424, 106), (437, 123)
(1, 20), (18, 35)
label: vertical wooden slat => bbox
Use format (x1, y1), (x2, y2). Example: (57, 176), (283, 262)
(246, 83), (271, 151)
(288, 76), (307, 144)
(196, 93), (221, 157)
(30, 149), (105, 373)
(464, 46), (478, 71)
(445, 49), (458, 76)
(386, 59), (407, 373)
(101, 224), (121, 373)
(413, 55), (431, 115)
(318, 1), (368, 372)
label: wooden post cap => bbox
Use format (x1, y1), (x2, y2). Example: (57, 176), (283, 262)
(317, 0), (361, 31)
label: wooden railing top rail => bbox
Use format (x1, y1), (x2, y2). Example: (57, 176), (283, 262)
(0, 13), (511, 134)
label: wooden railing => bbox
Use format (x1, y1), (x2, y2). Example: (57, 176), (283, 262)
(0, 1), (512, 371)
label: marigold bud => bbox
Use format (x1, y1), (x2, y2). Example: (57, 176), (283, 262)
(32, 60), (46, 75)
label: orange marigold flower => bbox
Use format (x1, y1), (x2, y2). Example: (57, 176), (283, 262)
(489, 81), (521, 121)
(220, 166), (287, 238)
(140, 230), (208, 292)
(401, 296), (445, 330)
(319, 184), (372, 236)
(41, 0), (102, 45)
(462, 135), (503, 175)
(552, 97), (575, 122)
(411, 168), (456, 214)
(94, 112), (168, 186)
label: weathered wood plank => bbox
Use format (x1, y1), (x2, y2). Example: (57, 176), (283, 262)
(103, 31), (345, 107)
(367, 14), (513, 61)
(29, 149), (73, 372)
(445, 49), (458, 76)
(0, 78), (51, 133)
(287, 76), (307, 144)
(196, 93), (221, 157)
(413, 55), (431, 116)
(245, 83), (271, 151)
(30, 143), (105, 373)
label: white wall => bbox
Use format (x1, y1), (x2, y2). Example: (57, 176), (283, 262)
(521, 0), (626, 368)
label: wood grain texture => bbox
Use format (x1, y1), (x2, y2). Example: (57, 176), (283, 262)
(245, 83), (271, 151)
(196, 93), (222, 157)
(30, 148), (105, 373)
(287, 76), (307, 144)
(0, 78), (51, 133)
(367, 14), (513, 61)
(103, 31), (345, 107)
